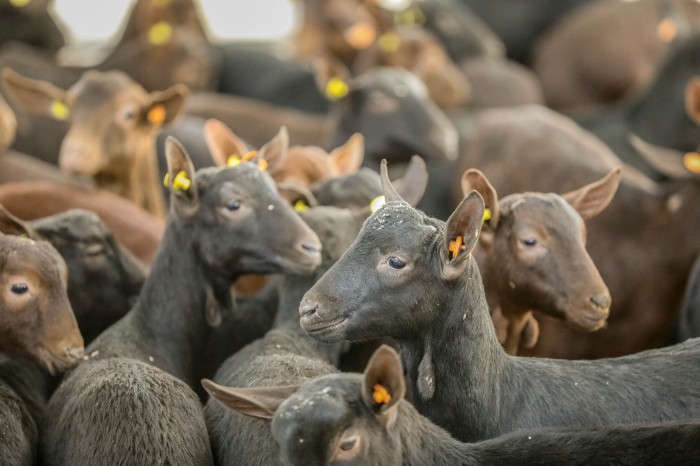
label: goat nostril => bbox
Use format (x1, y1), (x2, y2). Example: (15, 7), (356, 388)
(300, 241), (321, 255)
(590, 294), (611, 310)
(299, 302), (318, 317)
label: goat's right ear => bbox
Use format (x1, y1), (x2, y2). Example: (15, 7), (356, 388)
(361, 345), (405, 427)
(461, 168), (499, 248)
(203, 119), (250, 168)
(201, 379), (300, 420)
(391, 156), (428, 207)
(0, 205), (36, 238)
(561, 167), (621, 220)
(380, 159), (405, 203)
(329, 133), (364, 174)
(2, 68), (69, 121)
(165, 136), (199, 215)
(442, 191), (484, 281)
(255, 126), (289, 173)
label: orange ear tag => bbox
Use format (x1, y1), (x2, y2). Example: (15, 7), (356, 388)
(294, 200), (310, 212)
(372, 384), (392, 405)
(148, 21), (173, 46)
(448, 235), (465, 260)
(147, 104), (167, 125)
(684, 152), (700, 174)
(378, 33), (401, 53)
(51, 100), (70, 121)
(326, 77), (350, 100)
(344, 21), (377, 50)
(657, 18), (678, 43)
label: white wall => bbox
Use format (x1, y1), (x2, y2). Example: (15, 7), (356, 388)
(53, 0), (298, 43)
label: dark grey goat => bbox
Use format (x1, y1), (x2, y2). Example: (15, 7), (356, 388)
(205, 345), (700, 466)
(40, 138), (322, 465)
(300, 161), (700, 442)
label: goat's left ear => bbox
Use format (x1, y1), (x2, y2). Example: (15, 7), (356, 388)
(146, 84), (189, 127)
(165, 136), (199, 215)
(254, 126), (289, 173)
(562, 167), (621, 220)
(442, 191), (484, 280)
(0, 204), (36, 238)
(361, 345), (405, 426)
(329, 133), (364, 174)
(461, 168), (499, 248)
(391, 156), (428, 207)
(201, 379), (300, 420)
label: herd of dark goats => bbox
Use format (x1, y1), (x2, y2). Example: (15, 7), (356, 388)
(3, 0), (700, 464)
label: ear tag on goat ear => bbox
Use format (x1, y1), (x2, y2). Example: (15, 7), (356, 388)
(294, 200), (310, 212)
(372, 384), (392, 405)
(683, 152), (700, 174)
(51, 101), (69, 121)
(163, 171), (191, 191)
(10, 0), (31, 7)
(393, 7), (426, 27)
(227, 151), (267, 171)
(147, 104), (167, 125)
(448, 235), (465, 260)
(657, 18), (678, 43)
(378, 33), (401, 53)
(326, 77), (350, 100)
(148, 21), (173, 46)
(482, 208), (492, 224)
(370, 195), (386, 213)
(344, 21), (377, 50)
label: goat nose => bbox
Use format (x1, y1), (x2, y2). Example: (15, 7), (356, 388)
(590, 293), (611, 310)
(299, 301), (319, 317)
(299, 239), (322, 257)
(66, 346), (85, 361)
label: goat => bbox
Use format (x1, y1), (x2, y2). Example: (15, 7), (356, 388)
(205, 345), (700, 466)
(0, 231), (84, 465)
(0, 0), (65, 54)
(300, 161), (700, 442)
(40, 137), (322, 465)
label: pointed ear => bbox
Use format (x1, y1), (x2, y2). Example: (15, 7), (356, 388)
(391, 155), (428, 207)
(461, 169), (499, 248)
(255, 126), (289, 172)
(0, 204), (35, 238)
(629, 134), (696, 179)
(165, 136), (198, 215)
(379, 159), (406, 204)
(276, 182), (320, 207)
(203, 119), (250, 168)
(146, 84), (189, 127)
(442, 191), (484, 280)
(329, 133), (364, 174)
(314, 56), (353, 101)
(201, 379), (300, 420)
(561, 167), (621, 221)
(361, 345), (405, 426)
(2, 68), (68, 120)
(685, 77), (700, 125)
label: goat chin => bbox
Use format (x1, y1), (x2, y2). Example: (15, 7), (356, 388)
(36, 346), (84, 375)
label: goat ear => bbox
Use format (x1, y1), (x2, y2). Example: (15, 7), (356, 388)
(2, 68), (69, 121)
(362, 345), (405, 426)
(562, 167), (621, 221)
(0, 93), (17, 151)
(255, 126), (289, 172)
(165, 136), (199, 214)
(201, 379), (299, 420)
(391, 156), (428, 207)
(442, 191), (484, 280)
(0, 204), (35, 238)
(314, 56), (353, 101)
(329, 133), (364, 174)
(685, 77), (700, 125)
(203, 119), (250, 168)
(146, 84), (189, 127)
(380, 159), (405, 203)
(461, 168), (499, 248)
(276, 182), (320, 208)
(629, 134), (698, 179)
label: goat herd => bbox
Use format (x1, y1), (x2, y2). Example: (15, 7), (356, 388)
(1, 0), (700, 464)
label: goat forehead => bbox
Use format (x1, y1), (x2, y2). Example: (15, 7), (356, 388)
(505, 195), (583, 239)
(359, 203), (436, 249)
(2, 240), (64, 280)
(201, 164), (278, 197)
(70, 76), (146, 108)
(33, 213), (105, 241)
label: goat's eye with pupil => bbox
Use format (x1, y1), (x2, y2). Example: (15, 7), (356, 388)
(11, 283), (28, 294)
(523, 238), (537, 247)
(340, 439), (356, 451)
(388, 257), (406, 269)
(226, 201), (241, 211)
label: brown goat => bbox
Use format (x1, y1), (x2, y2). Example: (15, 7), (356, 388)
(2, 69), (188, 218)
(462, 168), (620, 355)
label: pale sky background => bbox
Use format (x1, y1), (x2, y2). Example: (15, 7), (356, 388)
(53, 0), (299, 43)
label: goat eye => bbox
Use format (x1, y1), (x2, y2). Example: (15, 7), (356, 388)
(85, 243), (106, 257)
(10, 283), (29, 295)
(522, 238), (537, 247)
(225, 201), (241, 211)
(388, 257), (406, 269)
(339, 439), (356, 451)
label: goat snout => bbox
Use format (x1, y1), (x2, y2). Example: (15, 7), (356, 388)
(590, 293), (611, 311)
(299, 301), (319, 318)
(296, 239), (322, 264)
(65, 346), (85, 362)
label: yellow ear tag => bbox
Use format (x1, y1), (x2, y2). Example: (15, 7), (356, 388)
(483, 208), (492, 223)
(370, 195), (386, 213)
(19, 233), (29, 239)
(147, 104), (167, 125)
(10, 0), (31, 7)
(657, 18), (678, 43)
(227, 155), (242, 167)
(294, 200), (310, 212)
(372, 384), (392, 405)
(394, 7), (426, 27)
(148, 21), (173, 46)
(152, 0), (172, 6)
(51, 100), (69, 121)
(344, 21), (377, 50)
(164, 171), (191, 191)
(378, 33), (401, 53)
(326, 77), (350, 100)
(683, 152), (700, 174)
(448, 235), (465, 260)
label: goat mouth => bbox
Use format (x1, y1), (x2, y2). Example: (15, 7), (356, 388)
(36, 346), (84, 375)
(274, 255), (321, 275)
(566, 310), (609, 332)
(301, 316), (348, 341)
